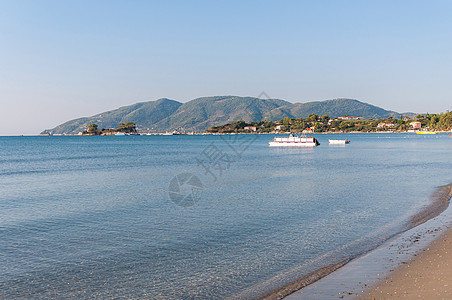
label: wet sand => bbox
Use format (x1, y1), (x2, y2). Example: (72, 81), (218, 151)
(284, 184), (452, 300)
(358, 185), (452, 299)
(358, 228), (452, 299)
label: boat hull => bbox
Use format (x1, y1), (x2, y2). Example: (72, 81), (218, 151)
(269, 141), (318, 147)
(269, 135), (320, 147)
(329, 139), (350, 144)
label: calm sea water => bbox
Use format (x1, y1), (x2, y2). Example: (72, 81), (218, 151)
(1, 134), (451, 298)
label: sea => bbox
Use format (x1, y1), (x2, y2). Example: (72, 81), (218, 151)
(1, 133), (451, 299)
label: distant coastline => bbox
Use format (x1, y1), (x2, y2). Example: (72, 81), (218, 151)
(42, 104), (452, 136)
(41, 114), (452, 137)
(40, 97), (414, 136)
(40, 130), (452, 137)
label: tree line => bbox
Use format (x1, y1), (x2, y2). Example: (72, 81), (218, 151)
(206, 112), (452, 133)
(82, 122), (137, 135)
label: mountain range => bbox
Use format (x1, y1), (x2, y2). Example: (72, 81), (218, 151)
(42, 96), (405, 135)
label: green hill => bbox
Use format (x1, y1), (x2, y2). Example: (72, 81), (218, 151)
(264, 98), (401, 121)
(153, 96), (289, 132)
(41, 96), (402, 134)
(42, 98), (182, 135)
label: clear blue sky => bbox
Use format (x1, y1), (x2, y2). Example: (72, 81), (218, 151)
(1, 0), (451, 135)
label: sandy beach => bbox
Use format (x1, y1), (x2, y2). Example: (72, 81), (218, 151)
(283, 184), (452, 300)
(359, 226), (452, 299)
(358, 185), (452, 299)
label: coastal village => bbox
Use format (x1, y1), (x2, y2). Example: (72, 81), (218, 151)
(53, 111), (452, 136)
(200, 112), (452, 134)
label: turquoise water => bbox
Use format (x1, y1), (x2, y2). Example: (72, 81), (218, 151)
(0, 134), (451, 298)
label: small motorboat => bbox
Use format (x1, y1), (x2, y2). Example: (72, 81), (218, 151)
(328, 139), (350, 144)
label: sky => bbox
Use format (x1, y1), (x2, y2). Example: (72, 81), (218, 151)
(1, 0), (451, 135)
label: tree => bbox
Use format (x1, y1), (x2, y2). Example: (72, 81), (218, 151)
(314, 122), (324, 132)
(117, 122), (137, 133)
(232, 120), (246, 130)
(282, 117), (292, 126)
(87, 123), (98, 133)
(439, 112), (452, 129)
(309, 114), (319, 123)
(339, 121), (350, 131)
(330, 120), (340, 129)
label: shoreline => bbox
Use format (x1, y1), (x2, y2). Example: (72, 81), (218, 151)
(358, 228), (452, 299)
(37, 131), (452, 136)
(0, 131), (446, 137)
(358, 184), (452, 299)
(279, 184), (452, 299)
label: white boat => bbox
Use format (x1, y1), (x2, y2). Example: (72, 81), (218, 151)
(162, 130), (181, 135)
(269, 134), (320, 147)
(329, 139), (350, 144)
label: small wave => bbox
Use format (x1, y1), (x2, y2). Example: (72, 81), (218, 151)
(410, 184), (452, 227)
